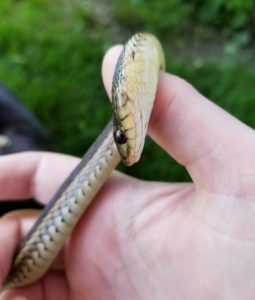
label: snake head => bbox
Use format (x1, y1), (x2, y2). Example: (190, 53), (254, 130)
(111, 64), (148, 166)
(111, 33), (164, 166)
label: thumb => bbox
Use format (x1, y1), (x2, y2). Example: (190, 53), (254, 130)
(102, 45), (255, 196)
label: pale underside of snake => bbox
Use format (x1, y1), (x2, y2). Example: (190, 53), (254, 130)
(2, 33), (165, 289)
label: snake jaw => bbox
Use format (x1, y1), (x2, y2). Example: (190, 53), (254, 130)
(112, 119), (133, 166)
(112, 103), (138, 166)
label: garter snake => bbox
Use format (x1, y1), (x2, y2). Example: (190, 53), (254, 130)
(3, 32), (165, 289)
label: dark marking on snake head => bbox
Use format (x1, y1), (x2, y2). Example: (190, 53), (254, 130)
(120, 114), (129, 122)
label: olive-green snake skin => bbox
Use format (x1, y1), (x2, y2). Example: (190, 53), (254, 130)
(3, 33), (165, 289)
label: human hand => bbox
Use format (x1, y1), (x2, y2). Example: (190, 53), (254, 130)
(1, 45), (255, 300)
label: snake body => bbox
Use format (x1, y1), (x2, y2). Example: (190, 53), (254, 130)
(3, 33), (165, 289)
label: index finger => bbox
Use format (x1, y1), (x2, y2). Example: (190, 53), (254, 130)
(0, 152), (79, 204)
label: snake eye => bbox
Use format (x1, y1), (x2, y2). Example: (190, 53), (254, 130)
(114, 129), (127, 144)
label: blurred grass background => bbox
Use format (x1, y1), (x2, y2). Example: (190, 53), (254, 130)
(0, 0), (255, 182)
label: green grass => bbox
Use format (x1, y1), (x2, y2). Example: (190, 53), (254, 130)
(0, 0), (110, 152)
(0, 0), (255, 182)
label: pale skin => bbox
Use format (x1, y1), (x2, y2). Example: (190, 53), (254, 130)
(0, 45), (255, 300)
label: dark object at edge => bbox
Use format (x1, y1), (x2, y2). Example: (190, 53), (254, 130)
(0, 83), (48, 154)
(0, 83), (48, 215)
